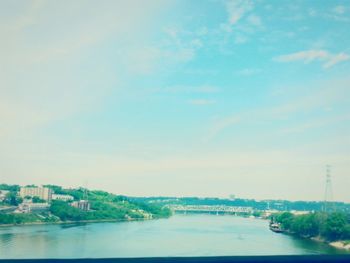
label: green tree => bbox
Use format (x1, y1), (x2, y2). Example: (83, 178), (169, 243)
(0, 184), (20, 192)
(50, 201), (85, 221)
(32, 196), (46, 203)
(4, 192), (23, 206)
(322, 212), (348, 241)
(275, 212), (294, 230)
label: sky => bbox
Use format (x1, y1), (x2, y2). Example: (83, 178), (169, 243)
(1, 0), (350, 202)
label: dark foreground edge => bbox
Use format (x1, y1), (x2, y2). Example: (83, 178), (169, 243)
(1, 256), (350, 263)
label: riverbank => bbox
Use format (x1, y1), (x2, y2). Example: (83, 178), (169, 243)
(272, 229), (350, 252)
(308, 237), (350, 251)
(0, 216), (161, 228)
(329, 241), (350, 251)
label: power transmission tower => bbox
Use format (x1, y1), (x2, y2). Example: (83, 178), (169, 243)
(323, 165), (334, 213)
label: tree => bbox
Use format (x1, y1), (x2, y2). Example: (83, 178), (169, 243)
(276, 212), (294, 230)
(32, 196), (46, 203)
(4, 192), (23, 206)
(0, 184), (20, 192)
(50, 201), (85, 221)
(322, 212), (348, 241)
(290, 213), (319, 237)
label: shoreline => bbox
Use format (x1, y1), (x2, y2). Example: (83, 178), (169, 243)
(0, 216), (167, 228)
(2, 214), (349, 252)
(329, 241), (350, 251)
(283, 233), (350, 252)
(311, 237), (350, 251)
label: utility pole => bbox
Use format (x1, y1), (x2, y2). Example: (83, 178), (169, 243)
(323, 165), (333, 213)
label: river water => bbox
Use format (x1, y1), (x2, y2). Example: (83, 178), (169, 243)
(0, 214), (347, 258)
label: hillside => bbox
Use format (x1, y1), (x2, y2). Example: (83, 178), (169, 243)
(0, 184), (171, 225)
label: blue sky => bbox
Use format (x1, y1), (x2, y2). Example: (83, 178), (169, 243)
(1, 0), (350, 201)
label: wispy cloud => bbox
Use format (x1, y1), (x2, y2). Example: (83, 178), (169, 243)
(280, 114), (350, 134)
(323, 53), (350, 68)
(127, 46), (195, 74)
(204, 116), (241, 141)
(236, 68), (262, 76)
(205, 77), (350, 140)
(162, 85), (220, 94)
(246, 14), (262, 27)
(188, 99), (216, 106)
(274, 50), (350, 68)
(333, 5), (346, 15)
(0, 0), (170, 138)
(225, 0), (253, 25)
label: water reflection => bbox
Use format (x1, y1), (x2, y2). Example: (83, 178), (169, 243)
(0, 233), (14, 245)
(60, 223), (88, 229)
(0, 215), (348, 259)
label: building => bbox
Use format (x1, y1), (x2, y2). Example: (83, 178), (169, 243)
(71, 200), (90, 211)
(290, 210), (311, 215)
(0, 190), (9, 202)
(19, 187), (53, 202)
(52, 194), (74, 202)
(17, 203), (50, 213)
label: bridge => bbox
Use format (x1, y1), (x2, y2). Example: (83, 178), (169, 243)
(168, 205), (253, 214)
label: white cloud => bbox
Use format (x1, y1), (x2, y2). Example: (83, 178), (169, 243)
(274, 50), (350, 68)
(247, 14), (262, 27)
(280, 114), (350, 134)
(333, 5), (346, 15)
(234, 34), (248, 44)
(308, 9), (317, 17)
(204, 115), (241, 141)
(127, 47), (195, 74)
(275, 50), (328, 62)
(205, 77), (350, 140)
(236, 68), (262, 76)
(130, 23), (208, 74)
(225, 0), (253, 25)
(323, 53), (350, 68)
(0, 0), (171, 138)
(162, 85), (220, 94)
(188, 99), (216, 105)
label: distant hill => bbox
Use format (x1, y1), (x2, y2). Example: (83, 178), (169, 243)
(128, 196), (350, 213)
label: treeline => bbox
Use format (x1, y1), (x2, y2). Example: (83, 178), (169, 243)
(3, 184), (350, 213)
(49, 199), (171, 222)
(129, 196), (350, 213)
(0, 212), (58, 225)
(274, 211), (350, 241)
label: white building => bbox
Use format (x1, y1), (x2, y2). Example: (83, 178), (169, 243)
(19, 187), (53, 202)
(71, 200), (90, 211)
(52, 194), (74, 202)
(17, 203), (50, 213)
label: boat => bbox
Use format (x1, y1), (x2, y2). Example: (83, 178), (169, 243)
(269, 222), (283, 233)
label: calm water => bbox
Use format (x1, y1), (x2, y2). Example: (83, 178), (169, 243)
(0, 214), (347, 259)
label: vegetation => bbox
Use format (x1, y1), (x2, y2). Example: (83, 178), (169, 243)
(0, 184), (171, 225)
(0, 213), (43, 225)
(130, 197), (350, 213)
(2, 192), (23, 206)
(274, 211), (350, 242)
(32, 197), (46, 203)
(0, 184), (20, 192)
(133, 202), (172, 219)
(49, 198), (171, 222)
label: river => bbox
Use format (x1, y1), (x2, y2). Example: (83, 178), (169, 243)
(0, 214), (347, 259)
